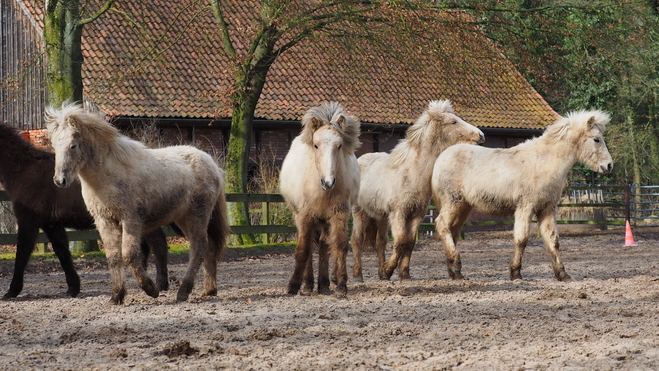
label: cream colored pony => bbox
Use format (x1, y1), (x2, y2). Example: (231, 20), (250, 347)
(46, 103), (231, 304)
(280, 102), (360, 297)
(432, 110), (613, 282)
(351, 100), (484, 281)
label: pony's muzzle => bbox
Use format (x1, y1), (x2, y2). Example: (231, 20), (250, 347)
(320, 177), (336, 191)
(600, 162), (614, 174)
(53, 174), (71, 188)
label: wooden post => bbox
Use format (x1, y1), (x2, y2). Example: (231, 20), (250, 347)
(261, 201), (270, 244)
(624, 183), (631, 225)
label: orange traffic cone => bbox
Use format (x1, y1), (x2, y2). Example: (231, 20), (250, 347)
(624, 220), (638, 247)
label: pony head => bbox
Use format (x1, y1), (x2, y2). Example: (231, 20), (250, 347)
(407, 100), (484, 154)
(546, 110), (613, 174)
(46, 102), (120, 188)
(300, 102), (360, 191)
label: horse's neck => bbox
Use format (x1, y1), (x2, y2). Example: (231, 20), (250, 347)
(529, 139), (579, 185)
(388, 143), (436, 182)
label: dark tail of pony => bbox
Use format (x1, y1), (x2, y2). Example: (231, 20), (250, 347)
(362, 218), (378, 251)
(208, 188), (232, 263)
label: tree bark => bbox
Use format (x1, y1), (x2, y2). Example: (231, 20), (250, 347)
(44, 0), (84, 107)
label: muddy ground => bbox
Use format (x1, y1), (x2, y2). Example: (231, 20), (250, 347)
(1, 227), (659, 370)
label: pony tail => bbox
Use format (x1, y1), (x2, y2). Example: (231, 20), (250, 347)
(208, 176), (231, 264)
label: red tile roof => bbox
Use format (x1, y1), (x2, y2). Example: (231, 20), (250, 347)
(20, 0), (558, 129)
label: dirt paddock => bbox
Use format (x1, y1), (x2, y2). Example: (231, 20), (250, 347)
(2, 228), (659, 370)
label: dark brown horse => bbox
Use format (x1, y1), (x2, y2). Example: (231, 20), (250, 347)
(0, 123), (169, 299)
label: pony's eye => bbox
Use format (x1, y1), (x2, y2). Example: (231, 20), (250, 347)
(313, 144), (318, 149)
(451, 121), (457, 125)
(70, 143), (78, 150)
(594, 138), (601, 143)
(338, 144), (342, 150)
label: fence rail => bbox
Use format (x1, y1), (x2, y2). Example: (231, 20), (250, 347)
(0, 192), (295, 246)
(0, 184), (650, 246)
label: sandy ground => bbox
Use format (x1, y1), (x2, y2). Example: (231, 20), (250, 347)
(1, 228), (659, 370)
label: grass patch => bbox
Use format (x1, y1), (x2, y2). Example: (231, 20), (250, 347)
(0, 241), (297, 266)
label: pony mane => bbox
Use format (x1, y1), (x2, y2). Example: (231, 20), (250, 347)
(542, 109), (610, 143)
(45, 102), (146, 166)
(299, 102), (361, 151)
(389, 100), (454, 167)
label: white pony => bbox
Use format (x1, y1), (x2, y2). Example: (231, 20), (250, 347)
(280, 102), (360, 297)
(351, 100), (484, 281)
(46, 103), (231, 304)
(432, 110), (613, 281)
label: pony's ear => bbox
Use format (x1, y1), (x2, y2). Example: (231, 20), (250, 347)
(335, 115), (346, 128)
(309, 117), (324, 131)
(587, 116), (596, 129)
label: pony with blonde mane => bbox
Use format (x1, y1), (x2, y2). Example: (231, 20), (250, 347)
(280, 102), (360, 297)
(432, 110), (613, 281)
(351, 100), (484, 281)
(46, 103), (231, 304)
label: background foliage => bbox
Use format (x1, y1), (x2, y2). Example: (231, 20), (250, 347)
(463, 0), (659, 185)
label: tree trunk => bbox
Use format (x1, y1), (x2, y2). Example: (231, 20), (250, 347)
(225, 66), (271, 245)
(44, 0), (84, 107)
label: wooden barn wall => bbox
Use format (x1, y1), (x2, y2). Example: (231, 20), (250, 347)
(1, 0), (46, 130)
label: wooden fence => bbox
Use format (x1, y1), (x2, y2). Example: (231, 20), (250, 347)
(0, 192), (295, 246)
(0, 185), (636, 246)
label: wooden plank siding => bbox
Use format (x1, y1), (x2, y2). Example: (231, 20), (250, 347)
(1, 0), (46, 130)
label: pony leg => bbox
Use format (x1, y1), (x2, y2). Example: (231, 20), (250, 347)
(350, 208), (368, 282)
(375, 217), (390, 280)
(96, 219), (128, 304)
(435, 206), (464, 280)
(43, 226), (81, 297)
(3, 223), (40, 299)
(396, 213), (425, 280)
(317, 229), (331, 295)
(329, 212), (350, 297)
(143, 228), (169, 291)
(510, 208), (533, 280)
(302, 235), (316, 294)
(383, 210), (415, 280)
(202, 234), (219, 297)
(538, 210), (571, 282)
(176, 221), (210, 301)
(121, 220), (158, 299)
(289, 215), (314, 295)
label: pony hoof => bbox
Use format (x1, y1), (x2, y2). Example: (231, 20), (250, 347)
(450, 272), (464, 280)
(334, 288), (347, 299)
(318, 286), (332, 295)
(510, 273), (522, 281)
(557, 273), (572, 282)
(176, 291), (190, 302)
(157, 279), (169, 292)
(109, 296), (125, 305)
(2, 291), (18, 300)
(353, 275), (364, 283)
(203, 289), (218, 297)
(287, 285), (300, 296)
(66, 288), (80, 298)
(142, 282), (160, 298)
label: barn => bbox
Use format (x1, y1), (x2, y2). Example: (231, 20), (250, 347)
(2, 0), (558, 163)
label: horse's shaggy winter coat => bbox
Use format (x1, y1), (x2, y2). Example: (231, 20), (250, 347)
(0, 123), (169, 299)
(280, 102), (360, 296)
(351, 100), (484, 281)
(46, 103), (230, 304)
(432, 110), (613, 281)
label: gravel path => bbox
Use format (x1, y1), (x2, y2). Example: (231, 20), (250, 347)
(1, 228), (659, 370)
